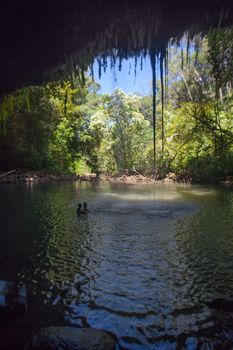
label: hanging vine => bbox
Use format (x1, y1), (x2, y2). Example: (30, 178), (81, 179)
(150, 49), (157, 178)
(160, 53), (165, 168)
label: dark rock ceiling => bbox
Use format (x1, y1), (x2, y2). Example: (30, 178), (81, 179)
(0, 0), (233, 96)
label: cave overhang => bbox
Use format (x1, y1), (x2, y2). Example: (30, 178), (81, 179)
(0, 0), (233, 96)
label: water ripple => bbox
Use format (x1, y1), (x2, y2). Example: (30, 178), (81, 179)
(1, 182), (233, 348)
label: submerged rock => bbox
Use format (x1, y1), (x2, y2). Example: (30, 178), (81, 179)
(25, 326), (116, 350)
(205, 298), (233, 311)
(0, 280), (27, 317)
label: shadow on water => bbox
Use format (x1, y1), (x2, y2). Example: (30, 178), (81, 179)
(0, 182), (233, 349)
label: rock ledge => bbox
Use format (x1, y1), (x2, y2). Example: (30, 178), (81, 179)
(25, 326), (116, 350)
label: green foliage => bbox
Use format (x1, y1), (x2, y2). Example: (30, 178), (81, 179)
(208, 27), (233, 93)
(90, 89), (153, 174)
(156, 30), (233, 181)
(74, 158), (92, 175)
(0, 81), (94, 172)
(163, 100), (233, 181)
(0, 88), (31, 132)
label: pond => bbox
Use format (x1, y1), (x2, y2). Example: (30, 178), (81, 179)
(0, 181), (233, 349)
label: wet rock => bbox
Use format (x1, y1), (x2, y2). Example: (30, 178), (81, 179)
(205, 298), (233, 312)
(0, 171), (97, 184)
(165, 172), (177, 181)
(220, 176), (233, 185)
(100, 174), (154, 183)
(0, 280), (27, 317)
(25, 326), (116, 350)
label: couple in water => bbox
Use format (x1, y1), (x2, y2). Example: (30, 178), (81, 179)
(77, 202), (89, 215)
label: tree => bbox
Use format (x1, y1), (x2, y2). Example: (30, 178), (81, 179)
(90, 89), (152, 174)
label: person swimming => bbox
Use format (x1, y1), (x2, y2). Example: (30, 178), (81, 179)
(77, 202), (89, 215)
(76, 203), (83, 215)
(83, 202), (89, 213)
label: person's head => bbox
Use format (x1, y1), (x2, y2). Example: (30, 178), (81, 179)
(78, 203), (82, 209)
(83, 202), (88, 209)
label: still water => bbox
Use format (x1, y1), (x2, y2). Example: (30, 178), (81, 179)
(0, 181), (233, 349)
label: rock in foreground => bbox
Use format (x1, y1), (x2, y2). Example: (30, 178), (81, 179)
(0, 280), (26, 317)
(25, 326), (116, 350)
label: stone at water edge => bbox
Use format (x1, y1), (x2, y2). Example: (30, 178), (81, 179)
(0, 280), (27, 317)
(25, 326), (116, 350)
(205, 298), (233, 311)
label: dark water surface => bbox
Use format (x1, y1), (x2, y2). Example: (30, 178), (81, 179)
(0, 181), (233, 349)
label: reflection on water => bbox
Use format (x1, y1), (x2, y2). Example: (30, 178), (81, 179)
(0, 182), (233, 349)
